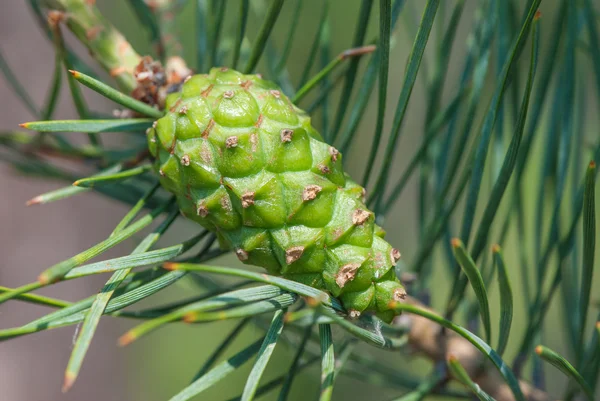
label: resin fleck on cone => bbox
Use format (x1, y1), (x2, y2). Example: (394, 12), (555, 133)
(147, 67), (405, 322)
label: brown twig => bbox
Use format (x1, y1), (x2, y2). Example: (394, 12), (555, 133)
(41, 0), (142, 92)
(42, 0), (191, 111)
(400, 296), (554, 401)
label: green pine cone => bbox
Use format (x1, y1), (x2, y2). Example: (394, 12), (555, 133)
(147, 67), (405, 322)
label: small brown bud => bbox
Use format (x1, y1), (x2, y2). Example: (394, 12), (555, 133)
(329, 146), (340, 162)
(225, 136), (239, 148)
(280, 129), (294, 143)
(181, 154), (190, 166)
(335, 263), (360, 288)
(270, 90), (281, 98)
(352, 209), (370, 225)
(393, 287), (407, 301)
(223, 90), (235, 99)
(390, 248), (401, 266)
(318, 164), (331, 174)
(348, 309), (361, 319)
(158, 169), (165, 176)
(196, 204), (209, 217)
(302, 185), (322, 201)
(241, 192), (255, 208)
(178, 105), (188, 114)
(285, 246), (305, 264)
(236, 249), (249, 261)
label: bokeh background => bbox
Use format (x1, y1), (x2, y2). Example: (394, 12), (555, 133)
(1, 1), (598, 400)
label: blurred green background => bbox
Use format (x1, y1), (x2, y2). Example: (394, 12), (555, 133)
(1, 1), (599, 400)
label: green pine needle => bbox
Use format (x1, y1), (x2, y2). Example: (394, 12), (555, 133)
(20, 119), (155, 133)
(69, 70), (164, 118)
(73, 164), (152, 188)
(169, 339), (263, 401)
(492, 246), (513, 357)
(447, 356), (494, 401)
(241, 309), (286, 401)
(118, 286), (288, 346)
(319, 324), (335, 401)
(535, 345), (594, 400)
(450, 238), (492, 343)
(243, 0), (284, 73)
(293, 45), (376, 104)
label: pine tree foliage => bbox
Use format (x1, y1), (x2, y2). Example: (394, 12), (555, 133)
(0, 1), (598, 400)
